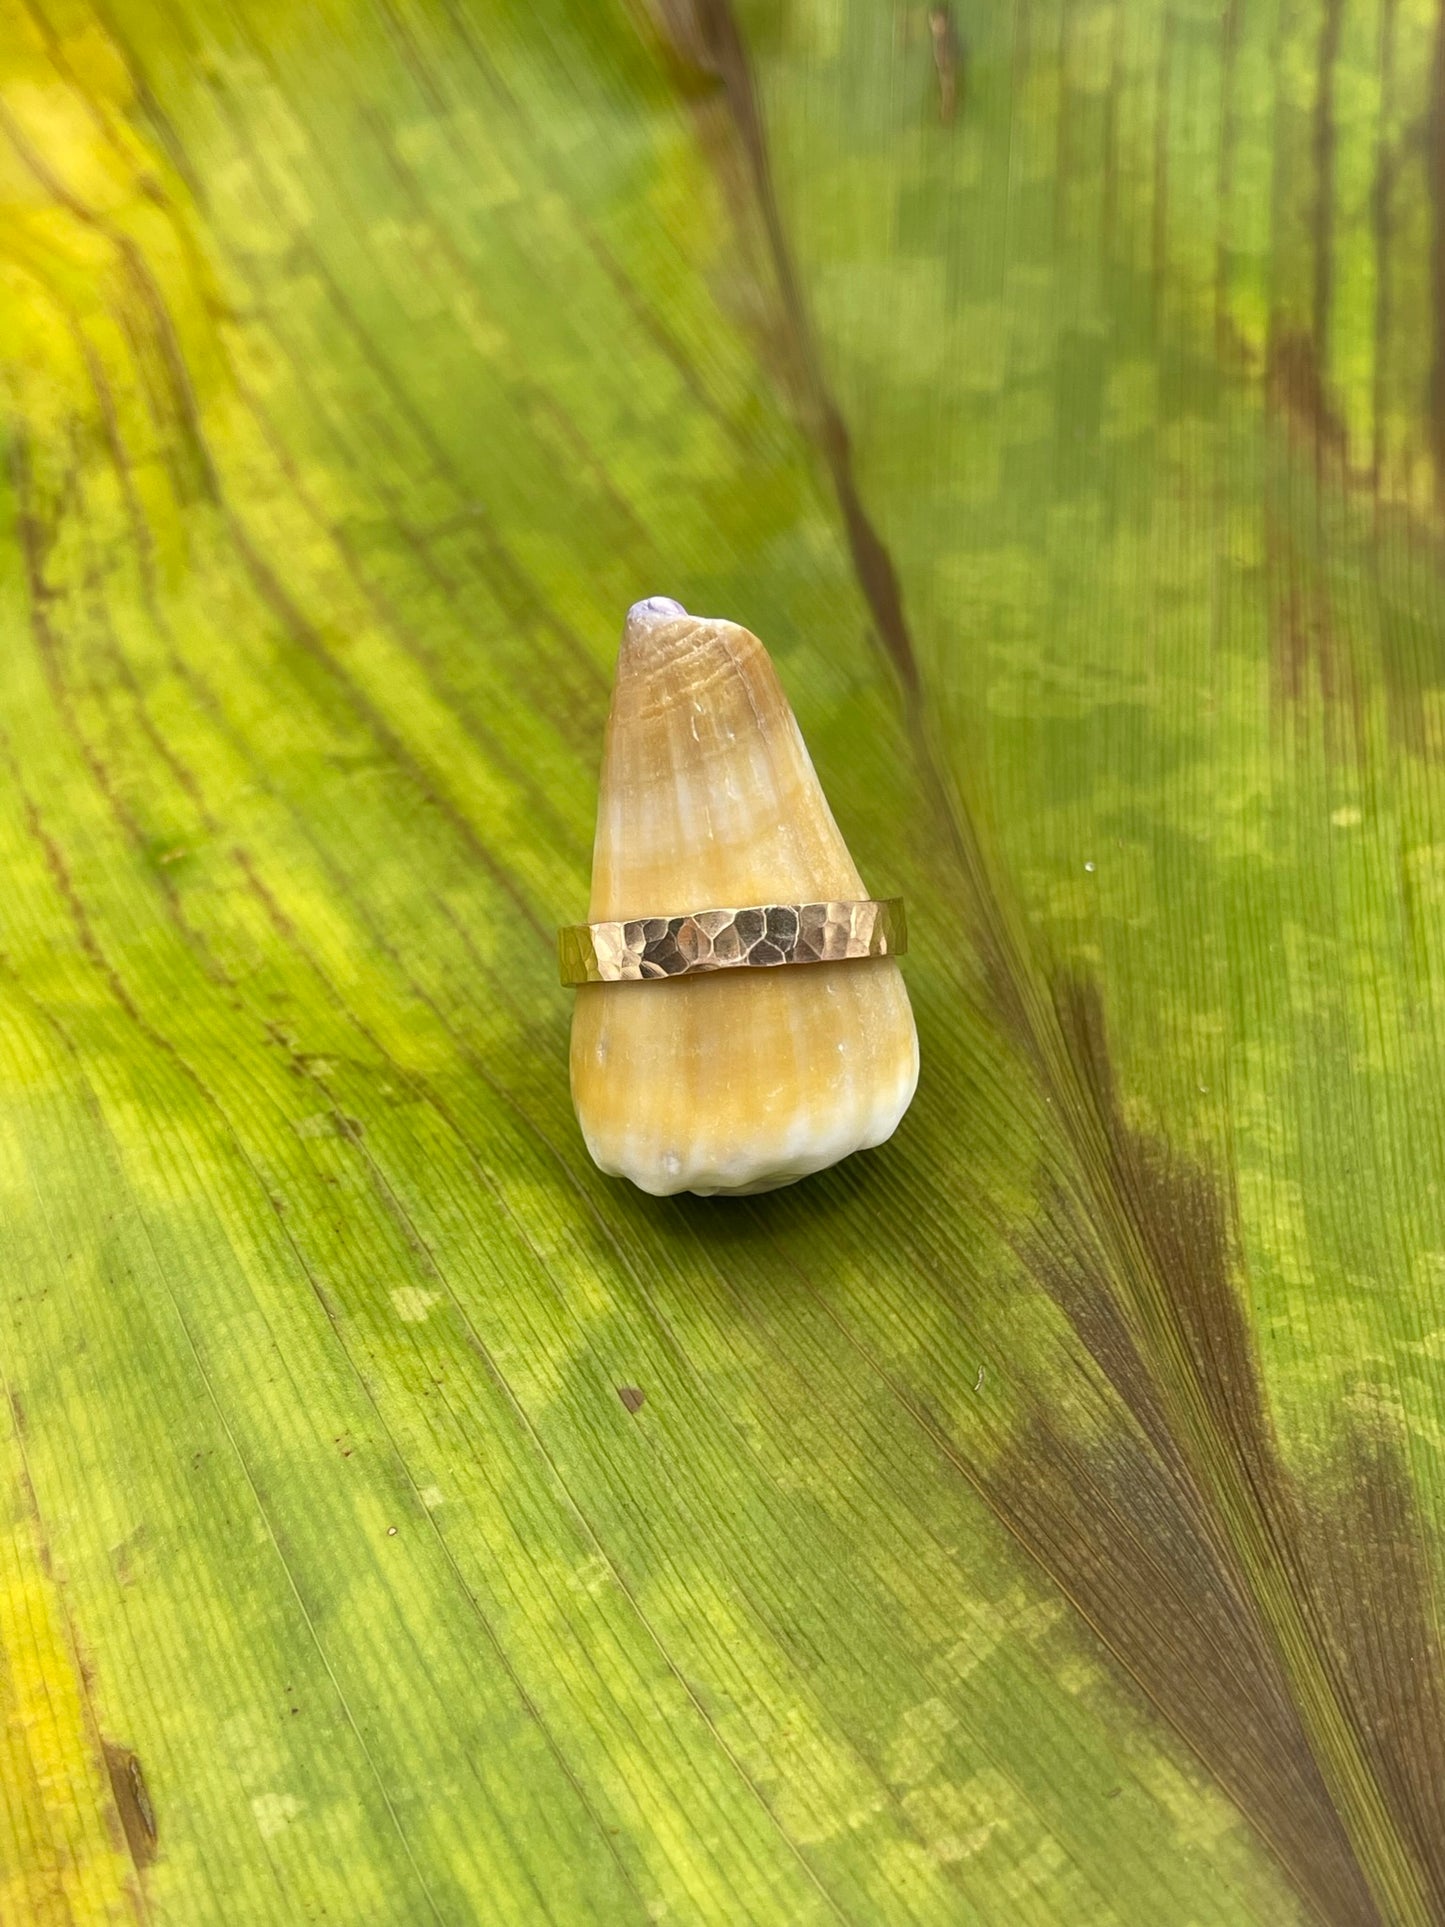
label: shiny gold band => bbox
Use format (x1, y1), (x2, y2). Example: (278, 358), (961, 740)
(558, 898), (907, 986)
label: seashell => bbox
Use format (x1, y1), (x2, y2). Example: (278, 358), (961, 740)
(568, 597), (919, 1197)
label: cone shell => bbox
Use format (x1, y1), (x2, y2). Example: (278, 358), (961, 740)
(568, 599), (919, 1197)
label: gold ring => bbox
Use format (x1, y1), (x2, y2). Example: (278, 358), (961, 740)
(558, 898), (907, 986)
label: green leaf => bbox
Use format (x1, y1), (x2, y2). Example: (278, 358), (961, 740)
(2, 0), (1443, 1921)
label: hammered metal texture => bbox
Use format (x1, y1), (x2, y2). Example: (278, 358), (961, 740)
(558, 899), (907, 985)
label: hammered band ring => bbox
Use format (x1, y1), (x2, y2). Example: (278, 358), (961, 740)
(558, 898), (907, 987)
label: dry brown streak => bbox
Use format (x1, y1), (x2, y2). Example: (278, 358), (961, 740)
(643, 0), (919, 700)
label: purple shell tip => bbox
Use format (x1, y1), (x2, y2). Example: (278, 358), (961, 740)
(626, 596), (688, 624)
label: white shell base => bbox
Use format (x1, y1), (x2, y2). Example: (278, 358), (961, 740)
(570, 960), (919, 1199)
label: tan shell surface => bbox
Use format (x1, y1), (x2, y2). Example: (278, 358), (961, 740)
(569, 600), (919, 1197)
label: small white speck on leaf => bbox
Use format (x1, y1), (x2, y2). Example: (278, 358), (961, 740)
(420, 1486), (444, 1509)
(1331, 806), (1363, 828)
(974, 1365), (986, 1393)
(1083, 861), (1096, 874)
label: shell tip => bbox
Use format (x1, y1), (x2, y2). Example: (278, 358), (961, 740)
(625, 596), (688, 636)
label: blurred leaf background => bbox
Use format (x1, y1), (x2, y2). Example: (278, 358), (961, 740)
(3, 0), (1445, 1920)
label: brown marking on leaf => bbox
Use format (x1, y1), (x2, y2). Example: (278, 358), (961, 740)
(5, 1397), (153, 1909)
(102, 1743), (158, 1870)
(1267, 326), (1349, 463)
(927, 8), (963, 127)
(977, 990), (1375, 1923)
(1299, 1432), (1445, 1904)
(1261, 475), (1370, 758)
(977, 1411), (1380, 1926)
(617, 1386), (646, 1414)
(1050, 981), (1278, 1492)
(109, 1526), (147, 1590)
(641, 0), (920, 700)
(1012, 977), (1445, 1924)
